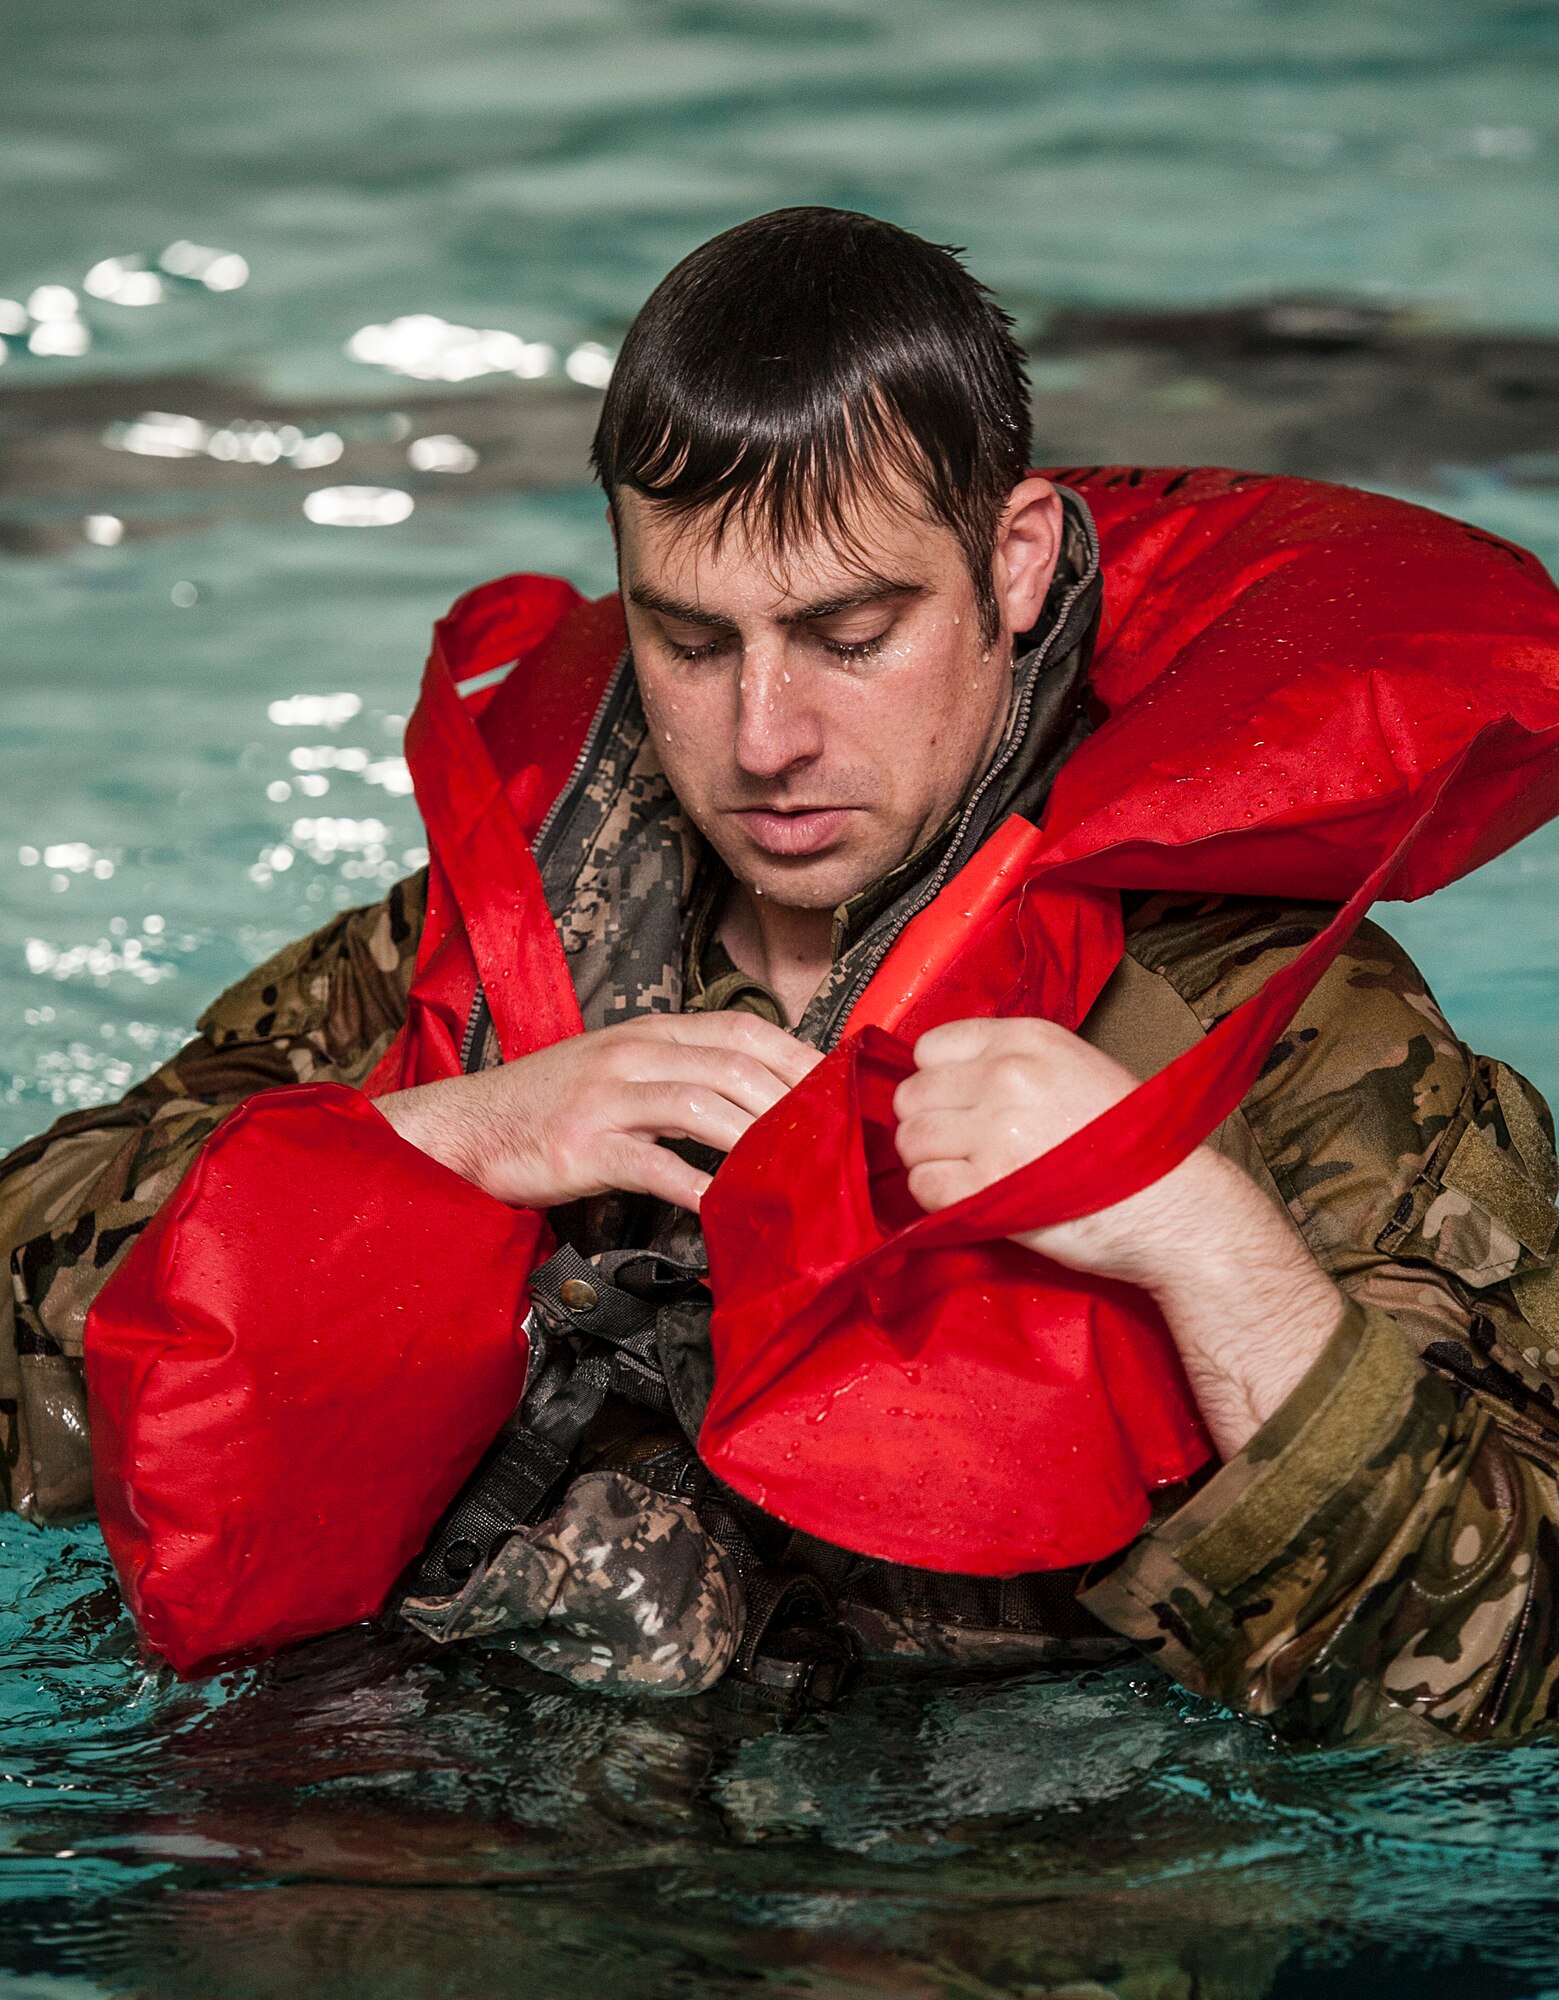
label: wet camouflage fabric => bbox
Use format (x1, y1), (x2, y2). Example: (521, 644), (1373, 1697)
(541, 700), (692, 1035)
(400, 1468), (745, 1695)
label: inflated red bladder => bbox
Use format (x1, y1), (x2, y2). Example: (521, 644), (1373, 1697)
(87, 1085), (546, 1673)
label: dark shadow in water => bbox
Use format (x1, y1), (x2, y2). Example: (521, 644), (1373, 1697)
(3, 298), (1559, 555)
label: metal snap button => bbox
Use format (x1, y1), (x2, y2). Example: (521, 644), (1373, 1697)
(559, 1277), (599, 1312)
(443, 1538), (481, 1583)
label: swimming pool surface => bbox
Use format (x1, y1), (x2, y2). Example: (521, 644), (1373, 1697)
(3, 2), (1559, 1993)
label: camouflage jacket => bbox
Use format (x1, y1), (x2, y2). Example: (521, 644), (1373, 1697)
(7, 499), (1559, 1741)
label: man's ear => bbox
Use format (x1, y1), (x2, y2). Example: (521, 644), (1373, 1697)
(992, 476), (1063, 639)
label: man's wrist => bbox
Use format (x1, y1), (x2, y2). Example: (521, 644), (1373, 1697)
(1138, 1150), (1323, 1312)
(377, 1078), (480, 1183)
(1133, 1148), (1268, 1308)
(1137, 1149), (1348, 1445)
(1041, 1144), (1247, 1303)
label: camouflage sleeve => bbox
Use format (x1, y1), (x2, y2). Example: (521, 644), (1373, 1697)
(0, 869), (427, 1523)
(1083, 898), (1559, 1742)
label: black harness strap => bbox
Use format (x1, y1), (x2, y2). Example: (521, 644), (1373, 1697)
(400, 1244), (669, 1598)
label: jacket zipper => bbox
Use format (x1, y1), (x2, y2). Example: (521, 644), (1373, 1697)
(531, 649), (635, 871)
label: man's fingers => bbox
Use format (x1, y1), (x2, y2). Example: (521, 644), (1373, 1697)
(912, 1016), (1067, 1069)
(893, 1108), (977, 1169)
(905, 1157), (980, 1214)
(911, 1017), (1011, 1068)
(623, 1080), (758, 1156)
(607, 1137), (713, 1214)
(611, 1041), (797, 1120)
(630, 1010), (820, 1089)
(892, 1060), (986, 1121)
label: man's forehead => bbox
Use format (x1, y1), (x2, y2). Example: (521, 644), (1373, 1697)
(616, 485), (951, 617)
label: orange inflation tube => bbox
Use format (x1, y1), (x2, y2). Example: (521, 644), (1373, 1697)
(85, 468), (1559, 1670)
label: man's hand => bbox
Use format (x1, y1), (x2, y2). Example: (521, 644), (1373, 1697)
(379, 1012), (819, 1214)
(893, 1017), (1348, 1458)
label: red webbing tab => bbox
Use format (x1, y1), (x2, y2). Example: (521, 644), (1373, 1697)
(367, 582), (626, 1093)
(845, 817), (1049, 1038)
(401, 606), (583, 1065)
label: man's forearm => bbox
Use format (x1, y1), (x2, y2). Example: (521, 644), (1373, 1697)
(1140, 1149), (1348, 1459)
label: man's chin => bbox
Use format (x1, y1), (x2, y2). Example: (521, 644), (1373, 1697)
(726, 837), (905, 914)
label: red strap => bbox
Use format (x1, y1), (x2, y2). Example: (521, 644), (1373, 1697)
(845, 817), (1051, 1037)
(398, 588), (588, 1064)
(364, 583), (628, 1096)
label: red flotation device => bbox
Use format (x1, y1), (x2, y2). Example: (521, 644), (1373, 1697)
(85, 468), (1559, 1671)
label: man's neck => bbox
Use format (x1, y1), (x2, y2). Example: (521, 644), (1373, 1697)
(716, 884), (835, 1028)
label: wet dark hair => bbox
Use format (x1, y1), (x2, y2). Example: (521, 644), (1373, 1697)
(591, 207), (1032, 644)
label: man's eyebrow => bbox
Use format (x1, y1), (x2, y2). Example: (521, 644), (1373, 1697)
(626, 583), (732, 628)
(626, 577), (924, 628)
(776, 579), (924, 626)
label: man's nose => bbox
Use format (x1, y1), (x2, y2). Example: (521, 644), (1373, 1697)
(732, 646), (823, 780)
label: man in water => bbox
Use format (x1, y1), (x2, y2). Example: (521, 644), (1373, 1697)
(5, 208), (1559, 1741)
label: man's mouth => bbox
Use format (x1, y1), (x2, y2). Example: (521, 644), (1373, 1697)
(730, 806), (858, 858)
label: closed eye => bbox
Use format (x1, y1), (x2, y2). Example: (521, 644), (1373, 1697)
(660, 614), (897, 665)
(818, 632), (889, 663)
(664, 630), (736, 663)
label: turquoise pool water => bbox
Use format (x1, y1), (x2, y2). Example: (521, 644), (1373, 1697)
(3, 2), (1559, 1993)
